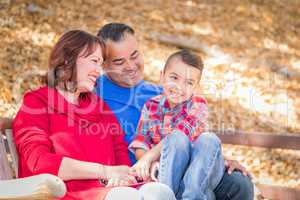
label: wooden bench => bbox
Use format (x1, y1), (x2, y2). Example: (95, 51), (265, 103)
(2, 117), (300, 199)
(0, 118), (66, 200)
(213, 129), (300, 200)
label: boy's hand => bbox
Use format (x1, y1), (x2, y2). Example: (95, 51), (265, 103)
(150, 161), (160, 181)
(103, 165), (137, 187)
(105, 176), (136, 187)
(130, 152), (155, 181)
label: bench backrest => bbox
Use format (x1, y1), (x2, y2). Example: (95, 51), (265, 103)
(0, 129), (18, 180)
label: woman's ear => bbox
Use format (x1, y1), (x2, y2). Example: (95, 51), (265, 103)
(102, 60), (109, 68)
(159, 70), (164, 85)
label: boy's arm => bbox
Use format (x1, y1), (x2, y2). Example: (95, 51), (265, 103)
(131, 142), (162, 180)
(128, 104), (153, 159)
(135, 140), (162, 160)
(135, 148), (146, 160)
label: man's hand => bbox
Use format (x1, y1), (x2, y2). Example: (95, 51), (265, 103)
(130, 152), (155, 181)
(225, 159), (251, 178)
(104, 165), (137, 187)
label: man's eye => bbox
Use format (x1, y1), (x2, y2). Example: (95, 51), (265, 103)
(92, 59), (98, 63)
(170, 76), (178, 80)
(114, 61), (124, 65)
(187, 82), (194, 86)
(131, 53), (139, 60)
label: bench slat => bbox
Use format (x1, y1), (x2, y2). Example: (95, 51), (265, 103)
(258, 184), (300, 200)
(213, 130), (300, 150)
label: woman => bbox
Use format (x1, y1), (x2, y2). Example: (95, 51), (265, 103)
(13, 30), (175, 200)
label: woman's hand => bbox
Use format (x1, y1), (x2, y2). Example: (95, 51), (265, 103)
(103, 165), (137, 187)
(130, 152), (155, 181)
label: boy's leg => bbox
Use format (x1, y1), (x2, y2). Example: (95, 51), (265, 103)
(158, 130), (191, 194)
(214, 171), (254, 200)
(177, 132), (225, 200)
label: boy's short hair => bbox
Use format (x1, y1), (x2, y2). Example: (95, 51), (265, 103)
(164, 49), (204, 73)
(97, 23), (135, 42)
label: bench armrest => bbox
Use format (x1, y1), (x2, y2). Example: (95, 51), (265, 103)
(0, 174), (66, 199)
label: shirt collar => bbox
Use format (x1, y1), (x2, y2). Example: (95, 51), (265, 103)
(161, 95), (193, 113)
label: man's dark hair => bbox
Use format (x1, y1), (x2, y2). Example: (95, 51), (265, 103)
(164, 49), (204, 73)
(97, 23), (135, 42)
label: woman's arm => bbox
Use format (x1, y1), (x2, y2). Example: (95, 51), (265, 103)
(58, 157), (104, 180)
(58, 157), (134, 181)
(13, 92), (133, 182)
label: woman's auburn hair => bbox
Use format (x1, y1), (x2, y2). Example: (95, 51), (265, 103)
(45, 30), (105, 92)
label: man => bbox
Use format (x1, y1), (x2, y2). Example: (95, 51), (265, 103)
(95, 23), (254, 200)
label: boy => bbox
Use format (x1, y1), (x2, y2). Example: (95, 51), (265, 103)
(129, 49), (225, 199)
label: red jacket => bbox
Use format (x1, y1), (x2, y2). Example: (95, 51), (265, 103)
(13, 86), (131, 199)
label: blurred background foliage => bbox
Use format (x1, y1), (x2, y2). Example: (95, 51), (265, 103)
(0, 0), (299, 197)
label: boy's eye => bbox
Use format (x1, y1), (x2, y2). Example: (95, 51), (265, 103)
(187, 81), (194, 86)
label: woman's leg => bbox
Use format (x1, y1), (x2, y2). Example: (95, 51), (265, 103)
(158, 130), (191, 194)
(104, 187), (142, 200)
(177, 132), (225, 200)
(139, 182), (176, 200)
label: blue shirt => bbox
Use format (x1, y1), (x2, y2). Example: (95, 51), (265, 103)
(95, 75), (162, 163)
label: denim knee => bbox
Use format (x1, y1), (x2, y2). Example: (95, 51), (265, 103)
(165, 130), (191, 154)
(193, 132), (222, 151)
(214, 171), (254, 200)
(233, 173), (254, 200)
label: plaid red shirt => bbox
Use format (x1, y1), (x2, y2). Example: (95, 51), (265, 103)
(129, 94), (208, 152)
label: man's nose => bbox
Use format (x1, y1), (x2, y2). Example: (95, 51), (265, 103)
(124, 60), (136, 71)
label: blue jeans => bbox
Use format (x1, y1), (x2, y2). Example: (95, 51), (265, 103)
(158, 131), (225, 200)
(214, 171), (254, 200)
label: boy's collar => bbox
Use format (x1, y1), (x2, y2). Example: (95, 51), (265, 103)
(161, 94), (193, 111)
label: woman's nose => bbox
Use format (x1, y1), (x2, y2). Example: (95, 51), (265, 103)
(92, 68), (101, 76)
